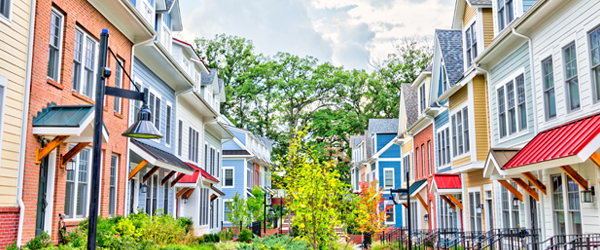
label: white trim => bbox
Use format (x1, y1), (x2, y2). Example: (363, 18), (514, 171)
(73, 27), (100, 100)
(463, 16), (477, 69)
(372, 139), (399, 159)
(43, 151), (57, 234)
(47, 8), (64, 83)
(385, 204), (396, 225)
(0, 0), (12, 25)
(383, 168), (395, 190)
(164, 101), (173, 148)
(0, 76), (6, 164)
(108, 154), (119, 217)
(496, 67), (529, 143)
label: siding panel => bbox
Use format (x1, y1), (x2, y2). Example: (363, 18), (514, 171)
(450, 86), (469, 110)
(473, 76), (490, 161)
(482, 8), (494, 47)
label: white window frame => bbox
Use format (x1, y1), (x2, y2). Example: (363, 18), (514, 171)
(223, 199), (232, 223)
(177, 119), (183, 156)
(108, 154), (119, 217)
(148, 89), (162, 141)
(246, 168), (252, 189)
(589, 26), (600, 103)
(188, 127), (199, 163)
(496, 69), (528, 141)
(441, 63), (449, 92)
(551, 173), (582, 235)
(436, 124), (451, 169)
(0, 76), (6, 164)
(210, 145), (216, 176)
(0, 0), (12, 25)
(451, 104), (470, 159)
(385, 204), (395, 225)
(72, 27), (99, 99)
(145, 173), (160, 216)
(563, 42), (581, 112)
(500, 180), (520, 228)
(47, 8), (64, 82)
(161, 14), (172, 52)
(464, 19), (478, 68)
(223, 167), (234, 188)
(541, 56), (557, 120)
(419, 83), (426, 113)
(468, 188), (483, 232)
(165, 102), (172, 147)
(383, 168), (394, 189)
(64, 147), (92, 219)
(114, 59), (124, 113)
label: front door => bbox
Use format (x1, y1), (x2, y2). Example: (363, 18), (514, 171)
(35, 155), (49, 236)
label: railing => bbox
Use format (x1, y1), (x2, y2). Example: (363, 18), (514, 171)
(544, 234), (600, 250)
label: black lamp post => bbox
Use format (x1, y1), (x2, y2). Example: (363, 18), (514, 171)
(263, 192), (271, 236)
(87, 29), (162, 250)
(388, 171), (411, 250)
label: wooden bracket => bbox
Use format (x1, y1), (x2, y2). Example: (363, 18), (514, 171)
(161, 171), (176, 186)
(142, 166), (160, 183)
(402, 203), (408, 208)
(440, 195), (457, 211)
(36, 136), (69, 164)
(415, 193), (429, 211)
(128, 160), (148, 180)
(590, 152), (600, 169)
(498, 180), (523, 202)
(171, 173), (185, 187)
(560, 165), (588, 190)
(511, 178), (539, 202)
(60, 142), (90, 168)
(446, 194), (463, 210)
(183, 188), (194, 199)
(176, 188), (189, 198)
(522, 172), (547, 195)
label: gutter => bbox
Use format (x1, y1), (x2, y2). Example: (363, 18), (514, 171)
(17, 0), (37, 246)
(511, 27), (539, 134)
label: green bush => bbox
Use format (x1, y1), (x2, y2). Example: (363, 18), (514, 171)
(215, 241), (238, 250)
(23, 231), (52, 250)
(236, 235), (310, 250)
(5, 241), (18, 250)
(237, 229), (253, 243)
(218, 228), (234, 241)
(177, 217), (194, 233)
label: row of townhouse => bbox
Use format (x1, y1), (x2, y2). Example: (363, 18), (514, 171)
(351, 0), (600, 240)
(0, 0), (273, 248)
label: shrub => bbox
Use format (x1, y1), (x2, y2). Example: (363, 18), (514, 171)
(237, 229), (253, 243)
(215, 241), (238, 250)
(235, 235), (310, 250)
(218, 228), (234, 241)
(5, 241), (18, 250)
(177, 217), (194, 233)
(23, 231), (52, 250)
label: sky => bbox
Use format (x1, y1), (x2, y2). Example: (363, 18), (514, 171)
(178, 0), (455, 71)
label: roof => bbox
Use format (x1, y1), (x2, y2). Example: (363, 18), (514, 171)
(502, 113), (600, 170)
(201, 70), (217, 85)
(178, 162), (219, 184)
(436, 29), (464, 85)
(350, 136), (364, 147)
(131, 139), (194, 172)
(402, 84), (419, 128)
(368, 119), (399, 134)
(489, 148), (520, 168)
(32, 104), (94, 127)
(432, 174), (462, 189)
(409, 179), (427, 196)
(467, 0), (492, 5)
(211, 185), (225, 196)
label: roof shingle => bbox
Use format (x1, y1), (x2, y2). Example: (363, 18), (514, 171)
(436, 29), (464, 85)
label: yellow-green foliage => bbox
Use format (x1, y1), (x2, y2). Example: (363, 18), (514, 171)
(277, 129), (354, 250)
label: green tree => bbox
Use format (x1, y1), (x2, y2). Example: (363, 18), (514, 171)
(278, 129), (353, 249)
(225, 192), (250, 232)
(247, 186), (266, 223)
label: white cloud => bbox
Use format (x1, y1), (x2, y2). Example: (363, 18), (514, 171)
(178, 0), (454, 70)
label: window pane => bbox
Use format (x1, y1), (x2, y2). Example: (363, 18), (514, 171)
(83, 37), (96, 98)
(463, 108), (469, 152)
(516, 75), (527, 130)
(154, 97), (161, 130)
(47, 11), (62, 80)
(166, 106), (171, 145)
(507, 81), (516, 134)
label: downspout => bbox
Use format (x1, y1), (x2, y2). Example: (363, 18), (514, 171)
(512, 27), (539, 134)
(17, 0), (37, 246)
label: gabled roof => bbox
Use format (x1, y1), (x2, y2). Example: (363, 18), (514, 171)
(368, 119), (399, 134)
(489, 148), (520, 168)
(402, 84), (419, 128)
(435, 29), (464, 86)
(178, 162), (219, 184)
(201, 70), (217, 85)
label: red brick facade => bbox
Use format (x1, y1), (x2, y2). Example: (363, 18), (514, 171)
(413, 124), (436, 230)
(22, 0), (132, 244)
(0, 207), (20, 248)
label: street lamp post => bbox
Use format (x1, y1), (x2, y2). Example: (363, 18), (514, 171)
(87, 29), (162, 250)
(388, 171), (411, 250)
(263, 192), (271, 236)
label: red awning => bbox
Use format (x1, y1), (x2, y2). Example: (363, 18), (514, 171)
(430, 173), (461, 194)
(502, 113), (600, 170)
(177, 163), (219, 184)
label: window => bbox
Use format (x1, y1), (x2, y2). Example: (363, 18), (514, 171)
(64, 147), (91, 218)
(498, 87), (507, 138)
(145, 175), (159, 215)
(427, 141), (432, 176)
(590, 27), (600, 102)
(165, 104), (172, 146)
(501, 181), (520, 228)
(542, 57), (556, 119)
(72, 28), (98, 99)
(437, 127), (451, 168)
(204, 144), (208, 171)
(506, 81), (516, 134)
(198, 188), (209, 225)
(247, 168), (252, 188)
(451, 107), (470, 156)
(386, 205), (395, 224)
(415, 147), (419, 178)
(465, 22), (478, 67)
(441, 64), (449, 92)
(188, 128), (199, 162)
(224, 168), (234, 187)
(439, 196), (458, 229)
(131, 80), (142, 124)
(109, 155), (118, 216)
(148, 92), (161, 130)
(552, 175), (566, 234)
(402, 155), (410, 184)
(210, 200), (214, 228)
(210, 147), (215, 176)
(469, 191), (482, 231)
(384, 169), (394, 189)
(0, 0), (10, 20)
(497, 74), (527, 139)
(216, 151), (220, 178)
(114, 59), (123, 113)
(47, 9), (63, 81)
(224, 200), (232, 222)
(567, 177), (582, 234)
(516, 75), (527, 130)
(552, 174), (581, 235)
(163, 173), (169, 214)
(564, 43), (580, 111)
(177, 120), (183, 156)
(420, 84), (426, 113)
(420, 144), (424, 177)
(410, 202), (419, 230)
(497, 0), (514, 31)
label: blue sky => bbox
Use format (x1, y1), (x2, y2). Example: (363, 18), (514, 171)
(179, 0), (455, 70)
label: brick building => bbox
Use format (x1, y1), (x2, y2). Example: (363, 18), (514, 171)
(21, 0), (152, 244)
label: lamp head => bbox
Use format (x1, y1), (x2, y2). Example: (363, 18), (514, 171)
(122, 104), (162, 139)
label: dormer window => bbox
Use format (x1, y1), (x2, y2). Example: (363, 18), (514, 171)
(419, 84), (426, 113)
(465, 22), (477, 67)
(497, 0), (514, 32)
